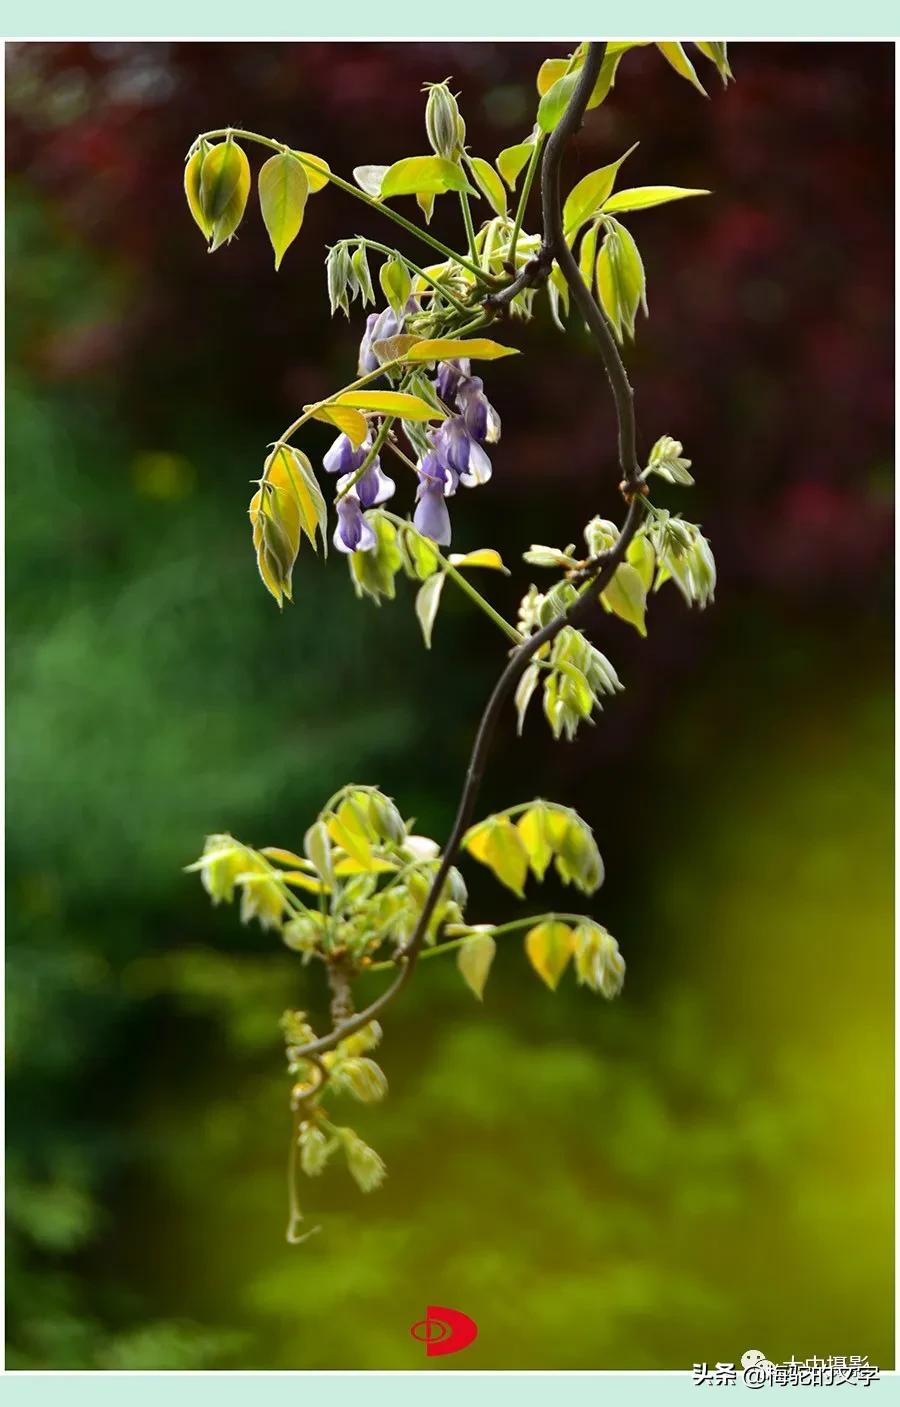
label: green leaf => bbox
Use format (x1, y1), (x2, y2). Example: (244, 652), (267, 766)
(578, 221), (599, 297)
(399, 337), (520, 363)
(516, 803), (554, 881)
(379, 256), (411, 317)
(457, 933), (496, 1000)
(656, 41), (708, 96)
(600, 560), (647, 636)
(537, 69), (581, 134)
(464, 816), (529, 896)
(447, 548), (508, 573)
(351, 245), (374, 305)
(547, 810), (604, 893)
(497, 140), (535, 191)
(353, 164), (389, 197)
(468, 157), (507, 216)
(258, 151), (309, 270)
(334, 390), (445, 421)
(184, 142), (213, 239)
(514, 662), (540, 735)
(563, 144), (638, 238)
(596, 221), (646, 341)
(694, 41), (733, 85)
(602, 185), (709, 214)
(380, 156), (476, 199)
(414, 571), (445, 649)
(525, 921), (574, 991)
(626, 534), (656, 592)
(200, 140), (251, 251)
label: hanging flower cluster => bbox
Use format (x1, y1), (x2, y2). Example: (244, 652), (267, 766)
(182, 39), (731, 1235)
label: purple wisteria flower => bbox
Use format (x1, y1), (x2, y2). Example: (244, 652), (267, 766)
(333, 493), (376, 554)
(331, 464), (394, 553)
(435, 357), (471, 405)
(456, 374), (501, 445)
(432, 417), (493, 487)
(414, 478), (452, 546)
(353, 462), (395, 510)
(323, 433), (368, 477)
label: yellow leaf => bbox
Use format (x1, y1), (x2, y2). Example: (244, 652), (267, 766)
(268, 445), (327, 554)
(656, 41), (708, 95)
(280, 870), (328, 894)
(260, 846), (314, 869)
(334, 390), (445, 421)
(333, 856), (397, 877)
(464, 816), (528, 896)
(536, 57), (570, 95)
(525, 921), (574, 991)
(402, 338), (520, 363)
(307, 404), (368, 446)
(184, 143), (213, 239)
(516, 805), (553, 881)
(468, 156), (507, 217)
(457, 934), (497, 1001)
(448, 548), (508, 573)
(292, 150), (330, 193)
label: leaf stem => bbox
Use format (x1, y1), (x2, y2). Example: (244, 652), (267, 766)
(381, 507), (522, 646)
(335, 416), (395, 501)
(192, 128), (497, 287)
(458, 190), (479, 263)
(509, 133), (544, 268)
(365, 911), (590, 971)
(354, 238), (472, 315)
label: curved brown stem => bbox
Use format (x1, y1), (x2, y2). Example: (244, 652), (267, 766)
(292, 41), (646, 1063)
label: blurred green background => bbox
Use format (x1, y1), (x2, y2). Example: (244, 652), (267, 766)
(5, 41), (893, 1370)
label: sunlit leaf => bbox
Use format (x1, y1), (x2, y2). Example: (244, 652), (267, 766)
(456, 933), (496, 1001)
(398, 337), (520, 363)
(596, 221), (646, 340)
(334, 390), (445, 421)
(292, 150), (330, 192)
(514, 662), (540, 735)
(626, 534), (656, 591)
(258, 150), (309, 270)
(276, 445), (328, 554)
(379, 256), (412, 316)
(463, 816), (529, 896)
(563, 143), (638, 238)
(447, 548), (508, 573)
(600, 560), (647, 636)
(694, 41), (733, 85)
(602, 185), (709, 214)
(184, 142), (213, 239)
(525, 920), (574, 991)
(657, 40), (708, 96)
(380, 156), (476, 199)
(307, 403), (368, 447)
(536, 56), (571, 96)
(415, 571), (445, 649)
(468, 157), (507, 216)
(200, 140), (251, 251)
(416, 191), (436, 223)
(517, 803), (554, 881)
(497, 139), (535, 190)
(537, 70), (581, 134)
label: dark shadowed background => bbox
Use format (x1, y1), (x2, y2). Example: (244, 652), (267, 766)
(5, 40), (894, 1370)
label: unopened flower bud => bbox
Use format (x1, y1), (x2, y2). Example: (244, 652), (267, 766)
(425, 81), (465, 163)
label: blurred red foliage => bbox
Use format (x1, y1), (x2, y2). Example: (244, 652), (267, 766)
(6, 40), (893, 599)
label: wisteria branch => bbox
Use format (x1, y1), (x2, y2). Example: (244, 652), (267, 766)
(291, 41), (646, 1063)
